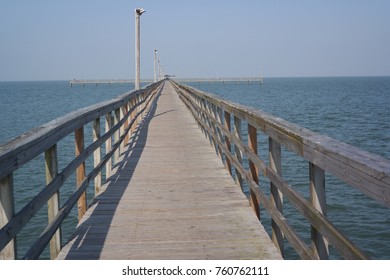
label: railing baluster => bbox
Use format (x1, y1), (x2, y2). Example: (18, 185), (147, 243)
(114, 108), (121, 164)
(310, 163), (329, 259)
(269, 137), (284, 256)
(233, 116), (244, 191)
(0, 174), (16, 259)
(124, 101), (130, 146)
(248, 123), (260, 220)
(201, 99), (210, 141)
(75, 127), (87, 220)
(205, 101), (215, 147)
(130, 97), (136, 134)
(45, 144), (61, 259)
(224, 111), (232, 175)
(105, 112), (112, 179)
(120, 105), (125, 153)
(216, 106), (224, 163)
(212, 104), (223, 159)
(93, 118), (102, 195)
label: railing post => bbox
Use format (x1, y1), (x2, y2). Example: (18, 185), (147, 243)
(120, 105), (126, 153)
(136, 94), (141, 126)
(248, 123), (260, 220)
(200, 99), (210, 141)
(105, 112), (112, 179)
(75, 127), (87, 220)
(198, 97), (206, 136)
(114, 108), (121, 164)
(310, 163), (329, 259)
(224, 111), (232, 175)
(216, 106), (224, 162)
(233, 116), (244, 191)
(130, 97), (136, 134)
(45, 144), (61, 259)
(93, 118), (102, 195)
(211, 104), (222, 159)
(0, 174), (16, 259)
(205, 101), (215, 149)
(269, 138), (284, 256)
(124, 102), (130, 146)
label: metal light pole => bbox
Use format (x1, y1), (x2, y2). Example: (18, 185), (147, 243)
(154, 49), (157, 82)
(135, 8), (145, 90)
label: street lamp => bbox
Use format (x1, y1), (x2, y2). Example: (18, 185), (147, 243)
(135, 8), (145, 90)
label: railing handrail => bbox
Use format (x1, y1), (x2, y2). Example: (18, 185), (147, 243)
(0, 80), (164, 259)
(0, 87), (147, 178)
(171, 80), (390, 260)
(172, 81), (390, 206)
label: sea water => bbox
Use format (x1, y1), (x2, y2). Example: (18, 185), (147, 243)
(0, 77), (389, 259)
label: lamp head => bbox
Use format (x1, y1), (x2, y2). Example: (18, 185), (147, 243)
(136, 8), (146, 15)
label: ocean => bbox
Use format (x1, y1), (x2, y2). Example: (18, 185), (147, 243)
(0, 77), (389, 259)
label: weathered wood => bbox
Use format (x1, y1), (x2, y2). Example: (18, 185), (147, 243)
(269, 137), (284, 257)
(119, 106), (125, 153)
(0, 82), (163, 259)
(172, 81), (390, 207)
(75, 127), (87, 220)
(130, 97), (135, 134)
(303, 140), (390, 206)
(123, 103), (130, 146)
(233, 116), (244, 191)
(171, 80), (372, 259)
(224, 111), (232, 175)
(45, 144), (61, 259)
(266, 167), (367, 259)
(213, 105), (223, 161)
(114, 108), (121, 164)
(248, 124), (260, 220)
(0, 82), (163, 179)
(176, 96), (314, 259)
(58, 81), (281, 260)
(93, 118), (102, 195)
(0, 174), (16, 259)
(23, 82), (162, 260)
(105, 112), (113, 179)
(310, 163), (329, 259)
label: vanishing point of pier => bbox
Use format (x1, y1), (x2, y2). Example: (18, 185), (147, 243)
(0, 79), (389, 260)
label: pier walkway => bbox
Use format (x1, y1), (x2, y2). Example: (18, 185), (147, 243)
(57, 81), (282, 259)
(2, 79), (388, 260)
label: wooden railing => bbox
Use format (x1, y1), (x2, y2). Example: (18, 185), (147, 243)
(0, 80), (163, 259)
(171, 80), (390, 260)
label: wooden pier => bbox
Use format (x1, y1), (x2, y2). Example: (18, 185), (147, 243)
(1, 79), (389, 260)
(57, 82), (280, 259)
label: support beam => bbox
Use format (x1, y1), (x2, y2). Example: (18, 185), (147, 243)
(248, 123), (260, 220)
(0, 174), (16, 259)
(75, 127), (87, 220)
(310, 163), (329, 259)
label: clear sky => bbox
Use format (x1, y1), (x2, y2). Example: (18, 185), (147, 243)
(1, 0), (389, 81)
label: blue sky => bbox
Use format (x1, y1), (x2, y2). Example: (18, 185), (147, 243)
(1, 0), (389, 81)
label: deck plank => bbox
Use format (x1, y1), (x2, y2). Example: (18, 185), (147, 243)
(57, 81), (282, 260)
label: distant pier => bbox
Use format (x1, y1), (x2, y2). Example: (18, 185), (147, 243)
(69, 77), (264, 87)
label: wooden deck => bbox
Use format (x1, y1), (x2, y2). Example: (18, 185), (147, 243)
(57, 81), (282, 260)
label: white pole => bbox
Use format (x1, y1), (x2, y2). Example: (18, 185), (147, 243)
(154, 49), (157, 82)
(158, 59), (161, 80)
(135, 8), (145, 90)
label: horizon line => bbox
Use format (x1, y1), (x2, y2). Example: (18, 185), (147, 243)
(1, 75), (390, 83)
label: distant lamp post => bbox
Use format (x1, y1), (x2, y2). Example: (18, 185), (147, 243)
(135, 8), (145, 90)
(154, 49), (157, 82)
